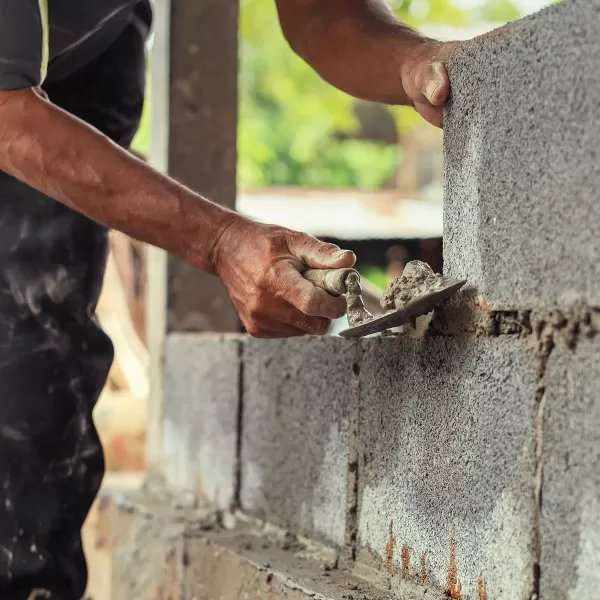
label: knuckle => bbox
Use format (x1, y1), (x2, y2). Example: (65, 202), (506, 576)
(305, 297), (322, 316)
(319, 242), (340, 254)
(254, 265), (271, 289)
(296, 293), (318, 315)
(263, 231), (284, 254)
(264, 264), (280, 289)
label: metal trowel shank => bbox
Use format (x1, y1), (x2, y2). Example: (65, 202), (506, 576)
(338, 278), (466, 338)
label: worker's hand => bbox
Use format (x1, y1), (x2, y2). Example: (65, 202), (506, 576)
(213, 216), (356, 338)
(400, 40), (461, 128)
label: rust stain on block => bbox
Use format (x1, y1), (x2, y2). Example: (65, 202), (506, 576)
(477, 571), (488, 600)
(420, 552), (427, 585)
(401, 544), (411, 580)
(473, 299), (498, 312)
(447, 526), (462, 600)
(385, 520), (396, 576)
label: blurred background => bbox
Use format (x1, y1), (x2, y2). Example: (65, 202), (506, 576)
(94, 0), (554, 471)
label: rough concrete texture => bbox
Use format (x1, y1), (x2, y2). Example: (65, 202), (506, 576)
(240, 337), (359, 547)
(185, 529), (415, 600)
(162, 333), (242, 509)
(541, 337), (600, 599)
(444, 0), (600, 309)
(110, 491), (414, 600)
(110, 496), (188, 599)
(357, 336), (539, 600)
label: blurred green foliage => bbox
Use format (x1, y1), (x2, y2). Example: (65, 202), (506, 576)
(361, 265), (390, 289)
(238, 0), (521, 189)
(133, 0), (524, 186)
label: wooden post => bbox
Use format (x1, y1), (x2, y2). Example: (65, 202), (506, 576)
(145, 0), (240, 479)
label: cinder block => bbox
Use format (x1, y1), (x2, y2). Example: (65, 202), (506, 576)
(357, 336), (538, 599)
(240, 337), (359, 547)
(541, 337), (600, 599)
(444, 0), (600, 309)
(111, 495), (187, 599)
(162, 333), (243, 509)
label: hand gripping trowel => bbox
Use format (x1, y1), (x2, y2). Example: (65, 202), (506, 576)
(303, 263), (466, 339)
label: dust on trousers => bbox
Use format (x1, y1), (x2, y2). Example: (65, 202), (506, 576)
(0, 22), (146, 600)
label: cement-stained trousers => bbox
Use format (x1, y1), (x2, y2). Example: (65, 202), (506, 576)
(0, 22), (146, 599)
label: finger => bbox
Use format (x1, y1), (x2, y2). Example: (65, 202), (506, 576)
(245, 319), (309, 339)
(419, 62), (450, 107)
(250, 316), (330, 338)
(286, 233), (356, 270)
(258, 297), (332, 334)
(414, 100), (444, 128)
(407, 58), (448, 108)
(272, 265), (348, 318)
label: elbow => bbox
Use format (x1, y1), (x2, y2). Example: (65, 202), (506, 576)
(277, 1), (333, 61)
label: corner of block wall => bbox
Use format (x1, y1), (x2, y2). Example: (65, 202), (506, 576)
(161, 333), (246, 510)
(443, 0), (600, 311)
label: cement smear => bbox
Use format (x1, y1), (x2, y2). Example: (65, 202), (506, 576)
(381, 261), (449, 312)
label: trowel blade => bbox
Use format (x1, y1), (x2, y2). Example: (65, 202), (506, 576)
(338, 279), (466, 339)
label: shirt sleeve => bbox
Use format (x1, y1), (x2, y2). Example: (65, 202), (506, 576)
(0, 0), (49, 90)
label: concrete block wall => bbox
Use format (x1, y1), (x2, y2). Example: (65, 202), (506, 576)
(444, 0), (600, 309)
(442, 1), (600, 596)
(357, 337), (539, 599)
(119, 0), (599, 598)
(155, 327), (597, 599)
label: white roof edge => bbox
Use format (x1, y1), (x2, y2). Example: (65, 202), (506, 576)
(236, 188), (443, 240)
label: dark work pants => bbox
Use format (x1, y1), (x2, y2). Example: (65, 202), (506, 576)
(0, 24), (146, 600)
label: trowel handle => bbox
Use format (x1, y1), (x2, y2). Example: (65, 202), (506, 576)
(303, 268), (359, 296)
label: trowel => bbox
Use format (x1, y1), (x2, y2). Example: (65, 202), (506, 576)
(303, 267), (466, 339)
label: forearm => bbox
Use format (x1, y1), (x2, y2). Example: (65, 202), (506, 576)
(0, 88), (236, 273)
(277, 0), (429, 105)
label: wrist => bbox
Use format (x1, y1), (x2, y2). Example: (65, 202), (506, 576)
(206, 210), (248, 276)
(164, 186), (243, 275)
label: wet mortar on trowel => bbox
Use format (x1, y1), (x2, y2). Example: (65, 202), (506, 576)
(346, 260), (453, 328)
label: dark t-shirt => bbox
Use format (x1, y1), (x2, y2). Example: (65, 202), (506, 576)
(0, 0), (152, 90)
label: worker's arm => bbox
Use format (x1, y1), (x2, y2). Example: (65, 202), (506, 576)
(275, 0), (460, 127)
(0, 87), (355, 337)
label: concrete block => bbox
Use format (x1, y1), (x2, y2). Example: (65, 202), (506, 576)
(110, 496), (187, 599)
(162, 333), (242, 509)
(541, 337), (600, 599)
(240, 337), (359, 547)
(357, 336), (538, 599)
(444, 0), (600, 309)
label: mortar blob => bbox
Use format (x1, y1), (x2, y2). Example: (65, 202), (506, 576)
(381, 260), (450, 313)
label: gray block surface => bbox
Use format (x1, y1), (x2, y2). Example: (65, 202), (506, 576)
(240, 337), (359, 547)
(162, 333), (242, 509)
(541, 337), (600, 599)
(357, 336), (538, 599)
(444, 0), (600, 309)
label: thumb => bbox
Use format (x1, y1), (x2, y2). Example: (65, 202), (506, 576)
(287, 233), (356, 269)
(419, 61), (450, 107)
